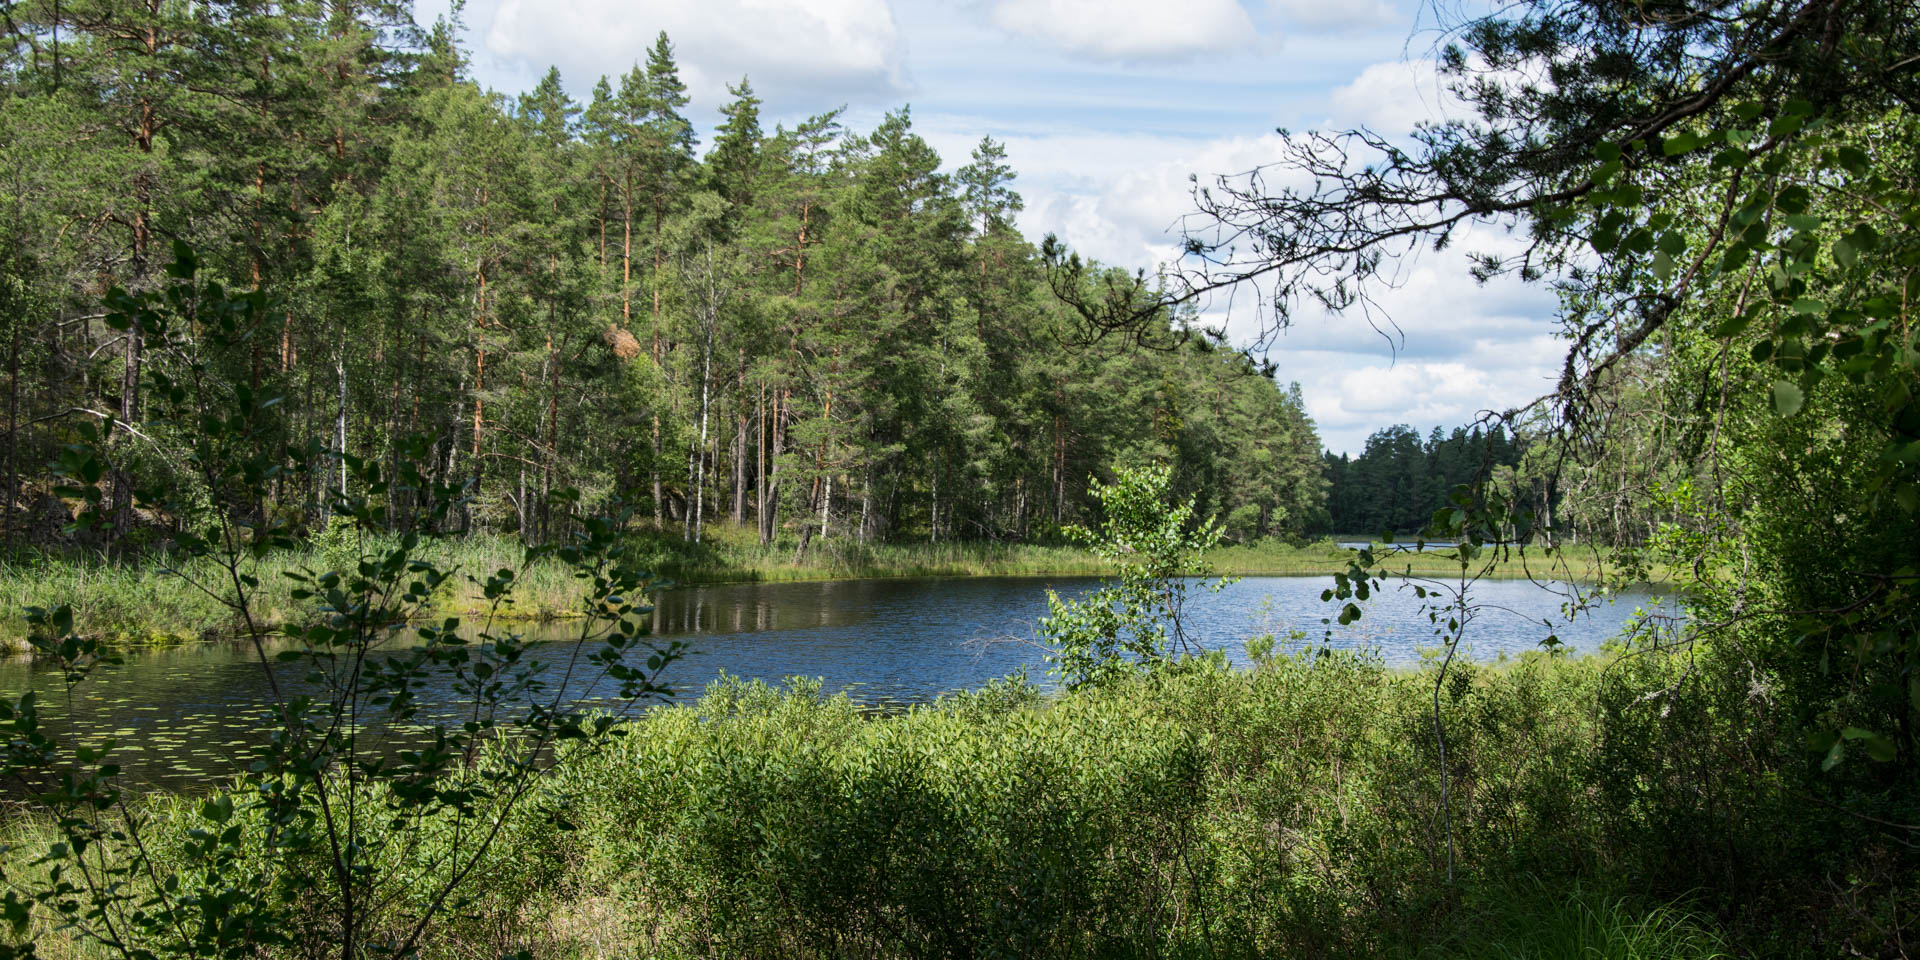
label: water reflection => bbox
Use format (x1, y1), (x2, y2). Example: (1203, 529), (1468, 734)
(2, 575), (1665, 790)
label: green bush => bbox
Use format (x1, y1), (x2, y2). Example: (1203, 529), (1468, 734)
(524, 648), (1736, 959)
(22, 637), (1915, 958)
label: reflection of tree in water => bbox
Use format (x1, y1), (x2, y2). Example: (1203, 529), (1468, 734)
(646, 579), (889, 636)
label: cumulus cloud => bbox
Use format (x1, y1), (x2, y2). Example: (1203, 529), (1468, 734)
(987, 0), (1260, 61)
(919, 126), (1293, 271)
(478, 0), (910, 109)
(1325, 58), (1470, 134)
(1267, 227), (1566, 454)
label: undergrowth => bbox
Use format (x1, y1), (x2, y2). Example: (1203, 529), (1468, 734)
(11, 643), (1903, 958)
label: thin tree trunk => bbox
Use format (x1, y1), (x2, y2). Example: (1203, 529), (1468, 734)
(819, 473), (832, 542)
(732, 354), (746, 524)
(793, 199), (810, 296)
(621, 172), (632, 325)
(765, 388), (786, 544)
(544, 331), (558, 543)
(756, 382), (767, 538)
(693, 336), (712, 543)
(652, 194), (665, 317)
(336, 351), (348, 495)
(1014, 473), (1026, 541)
(859, 473), (870, 543)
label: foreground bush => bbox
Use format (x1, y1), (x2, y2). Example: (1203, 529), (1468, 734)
(13, 640), (1914, 958)
(511, 643), (1866, 959)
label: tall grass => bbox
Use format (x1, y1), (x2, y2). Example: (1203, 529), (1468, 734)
(0, 525), (1651, 649)
(1427, 880), (1730, 960)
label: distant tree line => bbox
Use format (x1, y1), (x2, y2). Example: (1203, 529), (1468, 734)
(0, 4), (1327, 554)
(1319, 424), (1528, 537)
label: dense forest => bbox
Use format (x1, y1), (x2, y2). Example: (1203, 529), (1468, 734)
(0, 5), (1327, 555)
(1320, 423), (1527, 536)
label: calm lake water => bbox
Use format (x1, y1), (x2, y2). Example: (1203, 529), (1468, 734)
(3, 575), (1665, 789)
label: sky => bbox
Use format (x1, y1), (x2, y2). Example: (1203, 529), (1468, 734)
(412, 0), (1561, 456)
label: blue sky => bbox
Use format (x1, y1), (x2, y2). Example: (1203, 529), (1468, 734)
(416, 0), (1559, 455)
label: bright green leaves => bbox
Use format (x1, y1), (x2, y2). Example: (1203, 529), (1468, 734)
(1661, 130), (1701, 156)
(1832, 236), (1859, 269)
(1042, 464), (1232, 689)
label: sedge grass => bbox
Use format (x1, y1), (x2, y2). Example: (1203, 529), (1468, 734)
(0, 524), (1656, 648)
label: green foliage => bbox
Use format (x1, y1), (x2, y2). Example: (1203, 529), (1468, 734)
(1040, 464), (1234, 688)
(1135, 0), (1920, 853)
(0, 248), (679, 960)
(1426, 881), (1731, 960)
(1322, 422), (1529, 538)
(15, 646), (1792, 958)
(15, 610), (1918, 956)
(0, 7), (1327, 557)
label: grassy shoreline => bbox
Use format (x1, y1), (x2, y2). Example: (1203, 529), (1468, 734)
(0, 524), (1652, 651)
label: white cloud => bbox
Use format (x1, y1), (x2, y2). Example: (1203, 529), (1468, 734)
(923, 125), (1293, 271)
(1326, 55), (1554, 136)
(988, 0), (1260, 61)
(1266, 226), (1566, 454)
(1326, 58), (1467, 133)
(479, 0), (910, 109)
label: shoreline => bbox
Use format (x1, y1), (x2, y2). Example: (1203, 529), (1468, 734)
(1, 534), (1662, 652)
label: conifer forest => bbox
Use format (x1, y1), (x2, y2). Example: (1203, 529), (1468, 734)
(0, 9), (1326, 554)
(2, 2), (1918, 958)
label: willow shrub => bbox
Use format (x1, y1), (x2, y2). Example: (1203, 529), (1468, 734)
(533, 648), (1677, 959)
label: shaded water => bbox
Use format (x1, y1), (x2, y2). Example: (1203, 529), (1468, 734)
(3, 575), (1664, 790)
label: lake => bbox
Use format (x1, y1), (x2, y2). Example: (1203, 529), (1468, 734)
(2, 575), (1666, 789)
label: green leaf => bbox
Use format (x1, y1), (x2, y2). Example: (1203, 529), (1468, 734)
(1864, 735), (1898, 763)
(1835, 145), (1869, 175)
(1711, 147), (1748, 169)
(1710, 313), (1752, 338)
(1651, 250), (1675, 282)
(1792, 298), (1827, 315)
(1771, 380), (1804, 417)
(165, 238), (198, 278)
(1832, 238), (1857, 269)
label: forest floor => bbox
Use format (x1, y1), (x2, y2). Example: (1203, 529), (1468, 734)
(0, 524), (1656, 650)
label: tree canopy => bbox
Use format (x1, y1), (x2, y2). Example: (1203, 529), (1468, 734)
(1106, 0), (1918, 779)
(0, 3), (1328, 555)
